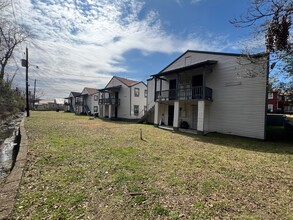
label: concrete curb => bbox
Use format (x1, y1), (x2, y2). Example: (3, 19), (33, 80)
(0, 118), (28, 220)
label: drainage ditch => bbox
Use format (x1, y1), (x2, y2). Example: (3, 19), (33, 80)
(0, 113), (24, 183)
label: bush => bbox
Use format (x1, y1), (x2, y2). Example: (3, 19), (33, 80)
(0, 80), (25, 119)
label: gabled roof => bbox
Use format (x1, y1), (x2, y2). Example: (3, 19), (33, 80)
(153, 60), (218, 77)
(99, 85), (122, 92)
(114, 76), (140, 87)
(104, 76), (147, 89)
(71, 92), (81, 97)
(65, 92), (81, 99)
(157, 50), (267, 75)
(82, 87), (99, 95)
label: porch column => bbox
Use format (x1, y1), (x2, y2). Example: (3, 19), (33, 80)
(108, 105), (112, 119)
(197, 100), (205, 135)
(173, 101), (180, 130)
(154, 102), (159, 126)
(202, 66), (206, 99)
(100, 105), (104, 117)
(99, 104), (103, 118)
(154, 77), (157, 101)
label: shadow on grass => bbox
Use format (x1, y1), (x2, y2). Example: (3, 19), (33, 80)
(176, 127), (293, 155)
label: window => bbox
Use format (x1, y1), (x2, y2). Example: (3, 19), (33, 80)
(134, 105), (139, 116)
(144, 105), (147, 113)
(94, 95), (98, 101)
(267, 104), (273, 112)
(268, 93), (273, 99)
(144, 90), (147, 98)
(94, 106), (98, 112)
(134, 88), (140, 97)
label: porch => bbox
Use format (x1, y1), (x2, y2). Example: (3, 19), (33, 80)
(156, 86), (213, 101)
(99, 85), (121, 119)
(98, 98), (120, 105)
(154, 100), (209, 134)
(158, 125), (198, 135)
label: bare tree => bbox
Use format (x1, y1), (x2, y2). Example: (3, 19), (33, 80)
(0, 0), (10, 11)
(231, 0), (292, 71)
(0, 20), (29, 81)
(0, 1), (29, 82)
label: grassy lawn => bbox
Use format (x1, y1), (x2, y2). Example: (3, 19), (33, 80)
(13, 111), (293, 219)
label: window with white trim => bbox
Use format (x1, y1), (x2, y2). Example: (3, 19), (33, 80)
(267, 104), (273, 112)
(134, 88), (140, 97)
(268, 93), (273, 99)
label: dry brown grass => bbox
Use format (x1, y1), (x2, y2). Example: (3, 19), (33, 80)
(13, 111), (293, 219)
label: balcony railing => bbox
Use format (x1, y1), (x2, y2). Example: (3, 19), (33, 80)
(99, 98), (120, 105)
(156, 86), (212, 101)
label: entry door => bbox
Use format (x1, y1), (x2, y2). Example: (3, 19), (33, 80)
(191, 105), (198, 129)
(169, 79), (177, 100)
(168, 105), (174, 126)
(192, 75), (203, 99)
(192, 75), (203, 87)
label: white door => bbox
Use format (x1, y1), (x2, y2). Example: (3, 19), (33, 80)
(191, 105), (198, 129)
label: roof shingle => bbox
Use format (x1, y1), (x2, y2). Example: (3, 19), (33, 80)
(114, 76), (139, 87)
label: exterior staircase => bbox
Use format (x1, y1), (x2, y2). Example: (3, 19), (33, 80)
(83, 105), (91, 116)
(138, 106), (155, 124)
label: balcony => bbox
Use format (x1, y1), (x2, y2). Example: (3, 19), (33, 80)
(99, 98), (120, 105)
(155, 86), (212, 101)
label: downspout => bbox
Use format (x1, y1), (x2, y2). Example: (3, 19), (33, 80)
(264, 53), (270, 140)
(202, 66), (206, 135)
(160, 78), (162, 98)
(154, 77), (157, 102)
(202, 66), (206, 100)
(130, 86), (132, 117)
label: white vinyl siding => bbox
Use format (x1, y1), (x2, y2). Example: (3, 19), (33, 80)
(131, 82), (147, 118)
(105, 77), (147, 119)
(158, 51), (267, 139)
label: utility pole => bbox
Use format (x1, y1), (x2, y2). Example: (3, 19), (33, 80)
(25, 47), (29, 117)
(33, 79), (36, 109)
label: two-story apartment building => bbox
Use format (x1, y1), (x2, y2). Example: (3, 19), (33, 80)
(147, 50), (268, 139)
(75, 87), (99, 115)
(64, 92), (81, 113)
(99, 76), (147, 120)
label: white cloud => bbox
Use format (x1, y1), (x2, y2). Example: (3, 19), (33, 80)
(10, 0), (227, 99)
(190, 0), (202, 4)
(175, 0), (202, 5)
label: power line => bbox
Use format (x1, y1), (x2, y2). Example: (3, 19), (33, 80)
(10, 0), (17, 23)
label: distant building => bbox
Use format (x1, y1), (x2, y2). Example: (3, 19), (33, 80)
(64, 92), (81, 113)
(267, 90), (293, 114)
(35, 99), (64, 111)
(75, 87), (99, 115)
(99, 76), (147, 120)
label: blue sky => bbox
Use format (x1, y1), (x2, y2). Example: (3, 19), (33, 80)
(10, 0), (264, 99)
